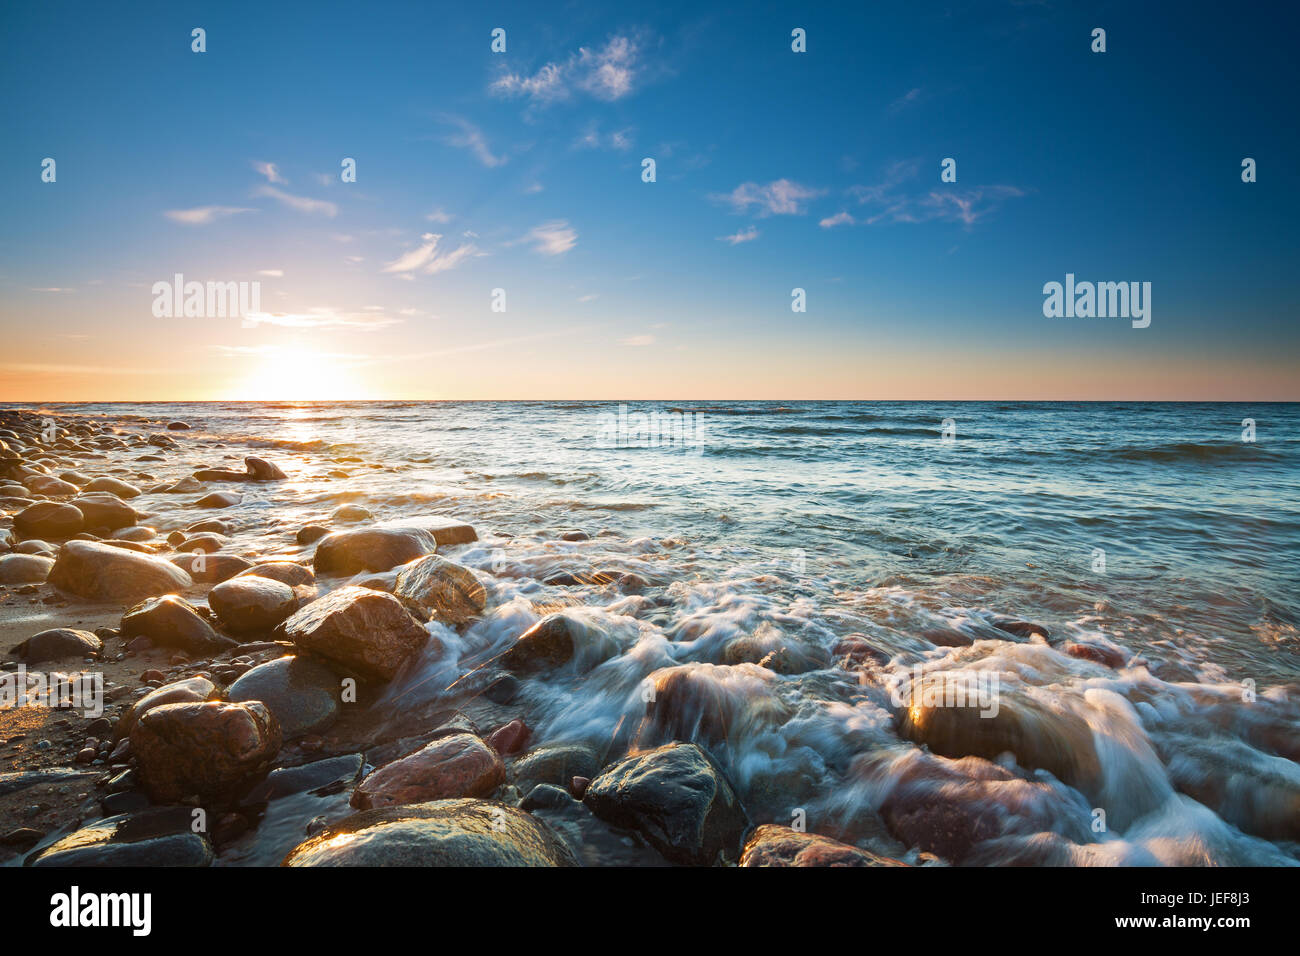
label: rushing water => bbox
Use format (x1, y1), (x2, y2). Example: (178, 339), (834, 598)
(21, 400), (1300, 865)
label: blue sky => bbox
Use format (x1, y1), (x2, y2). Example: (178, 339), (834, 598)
(1, 0), (1296, 400)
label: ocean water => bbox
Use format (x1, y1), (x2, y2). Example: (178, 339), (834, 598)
(24, 400), (1300, 865)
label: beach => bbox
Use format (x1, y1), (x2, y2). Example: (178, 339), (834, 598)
(1, 400), (1297, 867)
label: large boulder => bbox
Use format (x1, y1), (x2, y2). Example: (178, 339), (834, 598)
(283, 799), (577, 867)
(245, 456), (287, 480)
(583, 742), (751, 866)
(120, 594), (237, 655)
(282, 585), (431, 681)
(393, 554), (487, 626)
(25, 808), (213, 867)
(13, 501), (83, 538)
(83, 476), (141, 498)
(131, 700), (281, 802)
(208, 575), (298, 634)
(351, 733), (505, 809)
(0, 553), (54, 584)
(10, 628), (102, 663)
(48, 540), (193, 603)
(739, 825), (905, 867)
(70, 492), (138, 531)
(499, 613), (620, 673)
(312, 527), (439, 575)
(168, 552), (254, 584)
(227, 656), (341, 739)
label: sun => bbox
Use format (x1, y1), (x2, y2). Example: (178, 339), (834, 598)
(232, 346), (372, 401)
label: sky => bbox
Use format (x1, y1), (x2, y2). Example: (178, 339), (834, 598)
(1, 0), (1296, 401)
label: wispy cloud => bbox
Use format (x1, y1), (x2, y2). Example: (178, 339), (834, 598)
(381, 233), (484, 275)
(846, 162), (1025, 228)
(819, 211), (855, 228)
(490, 35), (644, 106)
(30, 286), (75, 293)
(622, 334), (655, 346)
(573, 122), (634, 151)
(887, 87), (927, 113)
(426, 207), (453, 223)
(718, 225), (760, 244)
(520, 220), (577, 256)
(253, 161), (286, 183)
(241, 307), (401, 330)
(712, 179), (824, 216)
(255, 186), (338, 217)
(256, 269), (284, 277)
(442, 115), (506, 167)
(164, 205), (255, 225)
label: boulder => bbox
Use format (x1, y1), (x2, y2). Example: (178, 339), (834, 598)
(393, 554), (487, 626)
(0, 553), (54, 584)
(168, 552), (254, 584)
(500, 614), (580, 672)
(739, 825), (905, 867)
(13, 501), (84, 538)
(25, 808), (213, 867)
(115, 676), (216, 740)
(131, 700), (281, 802)
(194, 491), (241, 508)
(208, 575), (298, 633)
(513, 744), (600, 793)
(83, 476), (141, 498)
(10, 628), (102, 663)
(227, 656), (340, 738)
(583, 742), (750, 865)
(48, 540), (192, 603)
(351, 733), (505, 809)
(120, 594), (237, 655)
(23, 474), (79, 496)
(282, 585), (430, 680)
(312, 527), (438, 575)
(70, 492), (138, 531)
(234, 561), (315, 589)
(245, 456), (287, 480)
(283, 799), (577, 867)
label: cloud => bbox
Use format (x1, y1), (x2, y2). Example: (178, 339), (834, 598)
(381, 233), (484, 275)
(442, 115), (506, 167)
(241, 307), (401, 331)
(622, 334), (655, 346)
(521, 220), (577, 256)
(490, 35), (643, 106)
(30, 287), (75, 293)
(164, 205), (256, 225)
(256, 269), (284, 277)
(255, 186), (338, 217)
(819, 212), (855, 228)
(574, 122), (634, 151)
(577, 293), (599, 302)
(712, 179), (824, 216)
(253, 161), (286, 183)
(888, 87), (926, 113)
(426, 207), (453, 223)
(847, 162), (1025, 228)
(718, 225), (760, 244)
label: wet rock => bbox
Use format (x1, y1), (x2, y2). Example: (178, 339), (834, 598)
(194, 491), (242, 509)
(235, 561), (315, 590)
(313, 527), (439, 575)
(241, 753), (364, 805)
(283, 585), (431, 681)
(115, 676), (217, 740)
(739, 825), (904, 867)
(640, 663), (792, 748)
(992, 619), (1051, 641)
(297, 525), (329, 545)
(1160, 733), (1300, 841)
(245, 456), (287, 480)
(48, 540), (193, 603)
(0, 553), (54, 584)
(112, 525), (156, 542)
(352, 733), (505, 809)
(168, 552), (254, 584)
(166, 421), (190, 430)
(722, 626), (830, 674)
(209, 575), (298, 634)
(131, 700), (281, 802)
(331, 503), (373, 522)
(10, 628), (102, 663)
(178, 532), (226, 553)
(192, 468), (251, 482)
(83, 476), (141, 498)
(513, 744), (601, 794)
(121, 594), (237, 655)
(583, 742), (750, 866)
(13, 501), (84, 538)
(24, 474), (79, 496)
(487, 719), (530, 755)
(896, 684), (1101, 792)
(25, 807), (214, 867)
(283, 799), (577, 867)
(560, 530), (590, 542)
(71, 492), (138, 531)
(393, 553), (487, 626)
(522, 784), (573, 811)
(0, 827), (44, 851)
(500, 614), (582, 672)
(832, 634), (890, 666)
(227, 655), (340, 739)
(1063, 641), (1127, 669)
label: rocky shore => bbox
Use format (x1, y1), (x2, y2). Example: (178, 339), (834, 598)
(0, 407), (902, 867)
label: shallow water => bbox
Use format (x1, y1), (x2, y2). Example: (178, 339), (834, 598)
(19, 400), (1300, 865)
